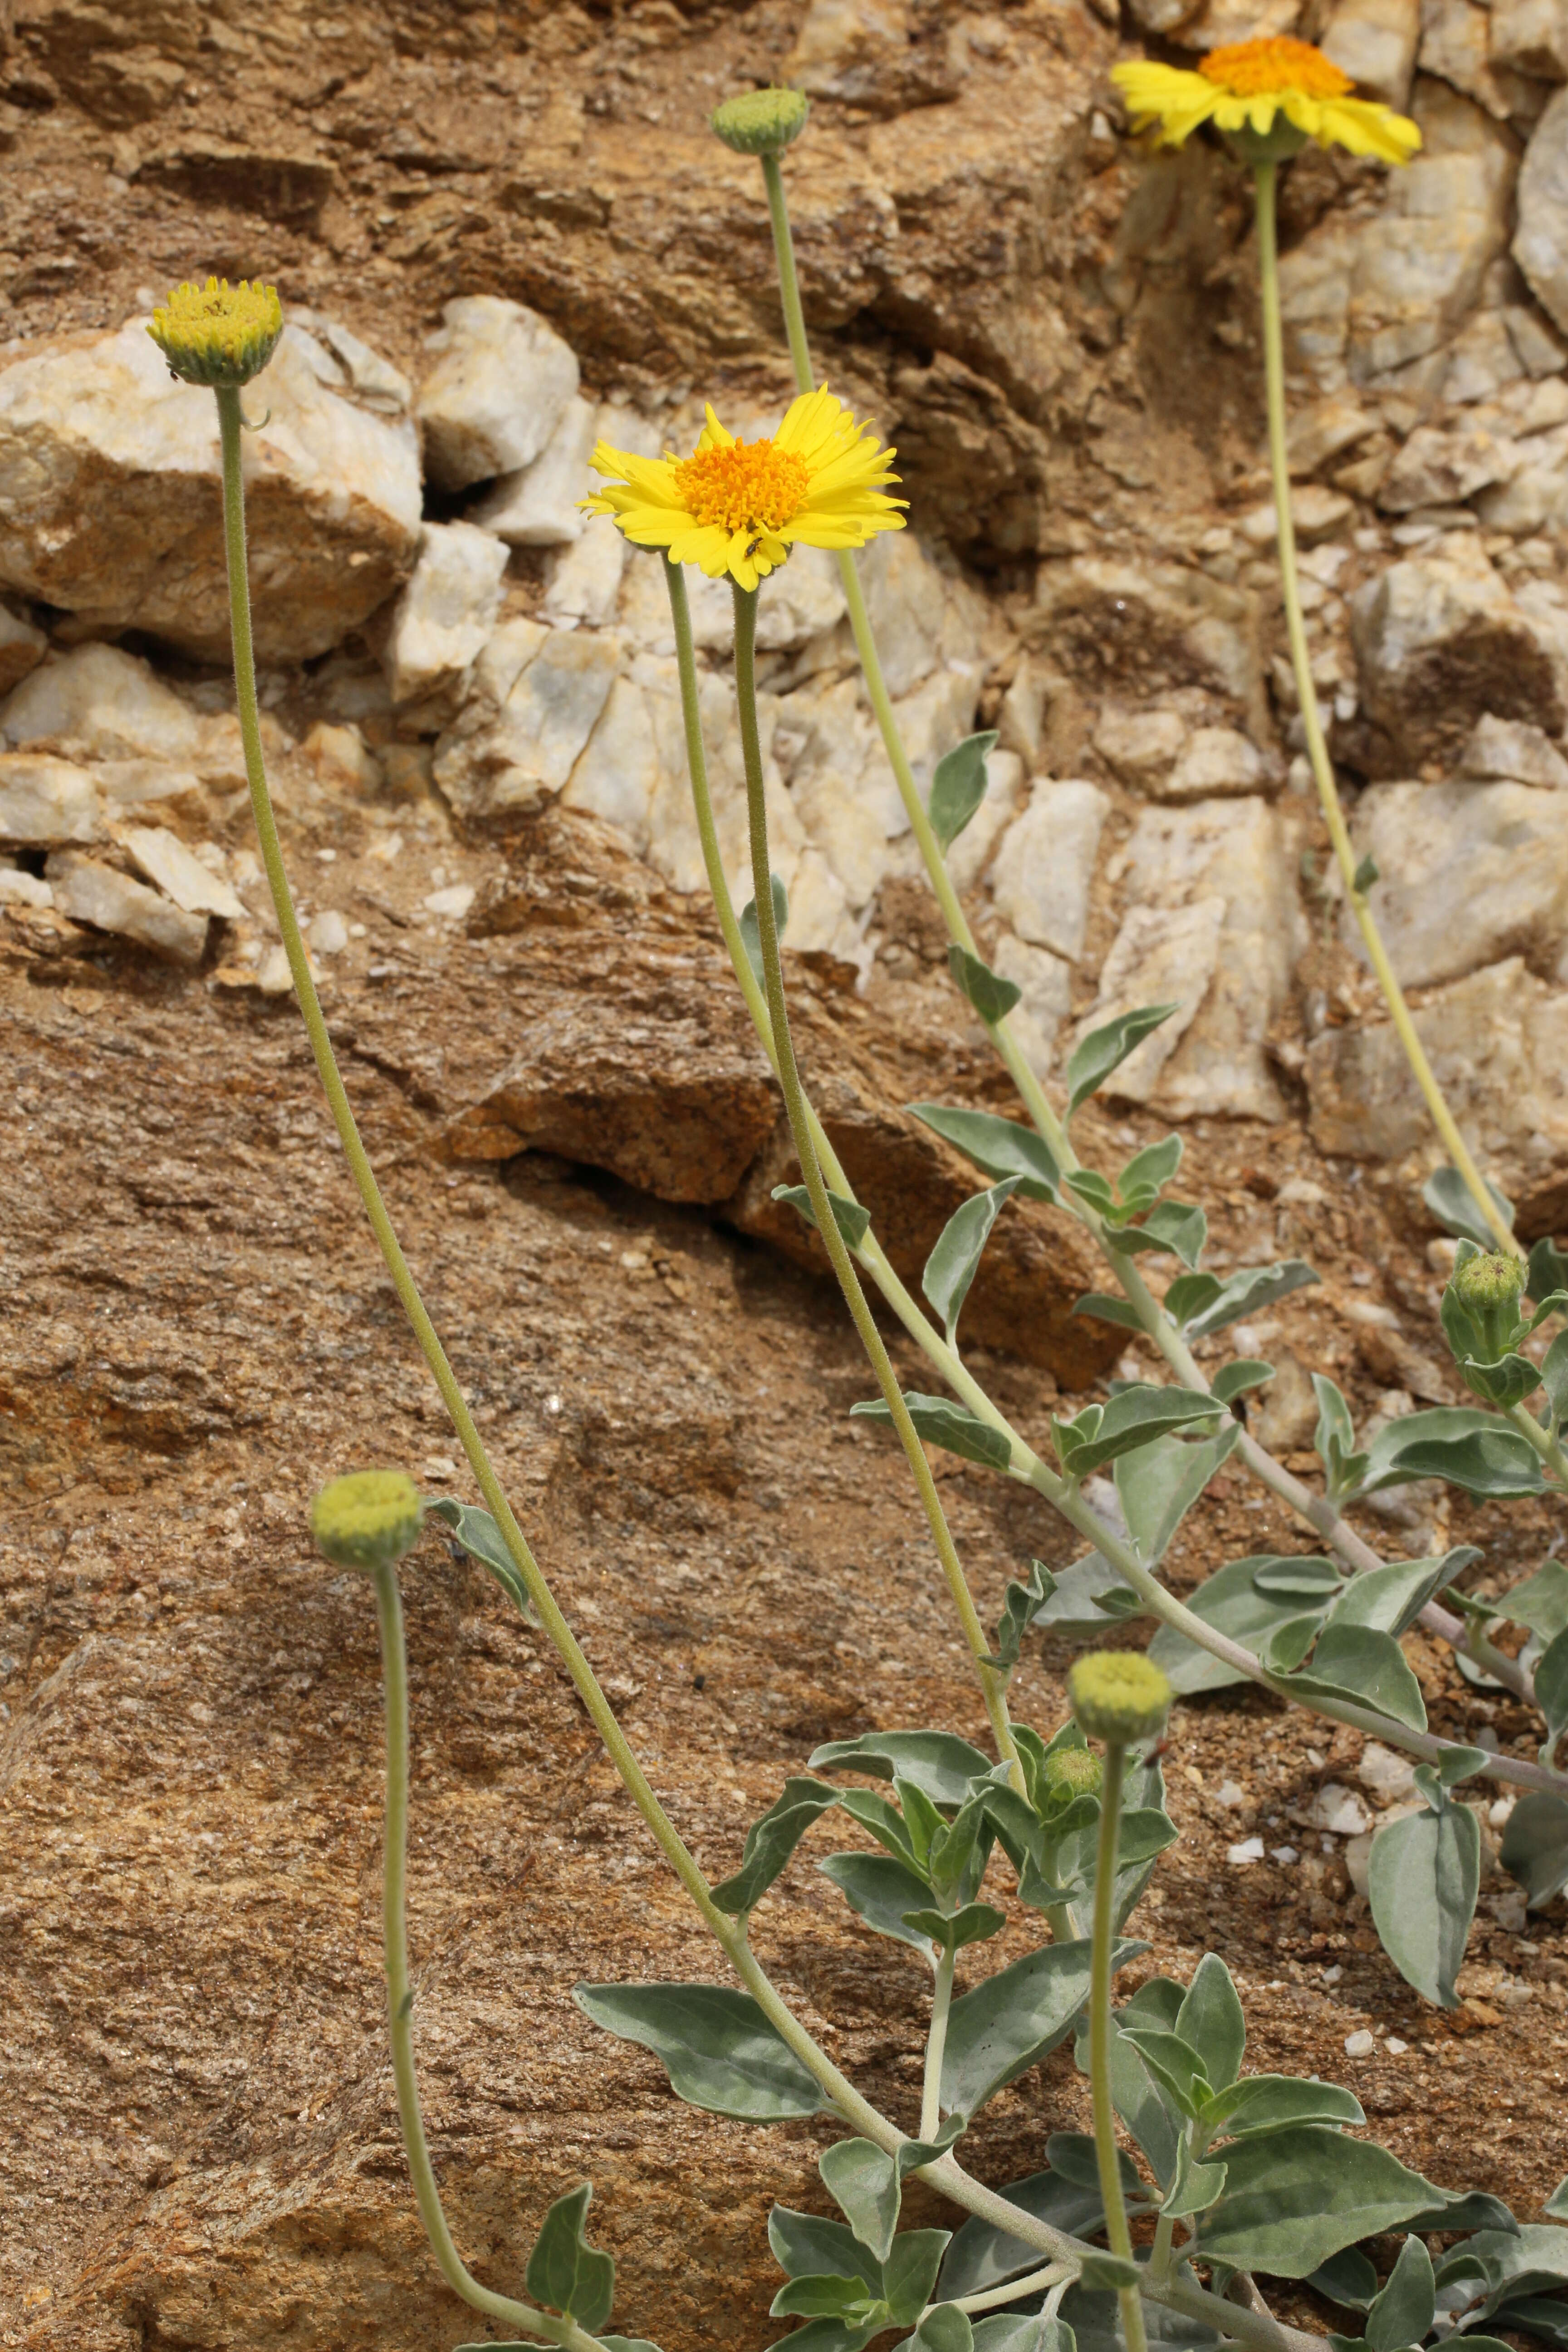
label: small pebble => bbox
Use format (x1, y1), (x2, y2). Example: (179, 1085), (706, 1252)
(1344, 2029), (1376, 2057)
(425, 882), (476, 920)
(1385, 2037), (1409, 2055)
(1215, 1779), (1245, 1808)
(1228, 1837), (1266, 1865)
(1269, 1844), (1299, 1865)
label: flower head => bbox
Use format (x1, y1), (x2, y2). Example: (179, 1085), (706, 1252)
(581, 387), (905, 593)
(1112, 37), (1421, 166)
(311, 1470), (424, 1571)
(711, 85), (811, 156)
(148, 276), (284, 388)
(1041, 1744), (1104, 1802)
(1068, 1652), (1172, 1746)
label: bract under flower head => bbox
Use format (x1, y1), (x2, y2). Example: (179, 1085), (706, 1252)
(1112, 36), (1421, 166)
(580, 387), (905, 593)
(311, 1470), (424, 1571)
(711, 85), (811, 156)
(148, 276), (284, 388)
(1068, 1651), (1172, 1746)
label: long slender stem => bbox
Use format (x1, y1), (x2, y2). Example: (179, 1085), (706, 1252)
(921, 1946), (956, 2143)
(1507, 1397), (1568, 1488)
(1254, 162), (1516, 1258)
(371, 1563), (600, 2350)
(752, 149), (1534, 1708)
(927, 2262), (1072, 2322)
(1088, 1744), (1148, 2352)
(1150, 2208), (1178, 2288)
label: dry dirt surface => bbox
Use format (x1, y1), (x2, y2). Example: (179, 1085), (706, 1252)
(4, 794), (1567, 2352)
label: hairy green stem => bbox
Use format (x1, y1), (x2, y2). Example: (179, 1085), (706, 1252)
(1150, 2208), (1179, 2289)
(927, 2263), (1073, 2323)
(1507, 1397), (1568, 1489)
(1254, 161), (1515, 1258)
(921, 1946), (956, 2143)
(371, 1562), (602, 2350)
(1088, 1744), (1148, 2352)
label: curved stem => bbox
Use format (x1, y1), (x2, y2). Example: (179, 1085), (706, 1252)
(1254, 162), (1516, 1259)
(926, 2263), (1073, 2323)
(371, 1561), (602, 2350)
(1507, 1396), (1568, 1488)
(1088, 1743), (1148, 2352)
(921, 1946), (956, 2143)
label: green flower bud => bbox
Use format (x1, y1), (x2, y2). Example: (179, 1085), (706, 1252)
(1042, 1745), (1103, 1801)
(148, 275), (284, 388)
(311, 1470), (424, 1571)
(710, 86), (811, 157)
(1068, 1652), (1172, 1746)
(1447, 1248), (1525, 1361)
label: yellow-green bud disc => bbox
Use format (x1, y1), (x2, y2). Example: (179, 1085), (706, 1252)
(148, 276), (284, 388)
(1068, 1652), (1172, 1745)
(1449, 1250), (1524, 1315)
(1042, 1744), (1103, 1799)
(710, 86), (811, 156)
(311, 1470), (424, 1571)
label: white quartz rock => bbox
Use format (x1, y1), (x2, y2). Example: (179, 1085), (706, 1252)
(989, 779), (1109, 964)
(119, 825), (246, 919)
(383, 522), (510, 724)
(45, 849), (208, 964)
(416, 296), (579, 492)
(0, 751), (102, 844)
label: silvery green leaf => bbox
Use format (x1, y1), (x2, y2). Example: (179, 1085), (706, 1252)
(1201, 2074), (1363, 2140)
(1117, 2026), (1211, 2120)
(820, 2140), (902, 2264)
(1535, 1626), (1568, 1762)
(924, 1180), (1024, 1346)
(884, 2232), (953, 2327)
(771, 2210), (886, 2303)
(949, 944), (1023, 1024)
(1308, 2249), (1380, 2311)
(1252, 1558), (1346, 1602)
(941, 1938), (1115, 2123)
(1531, 1237), (1568, 1301)
(1352, 852), (1380, 893)
(929, 730), (999, 850)
(821, 1852), (942, 1960)
(1548, 2179), (1568, 2221)
(761, 2319), (882, 2352)
(1115, 1426), (1240, 1568)
(1359, 1406), (1545, 1500)
(1543, 1329), (1568, 1430)
(1026, 1552), (1145, 1641)
(1502, 1791), (1568, 1907)
(1147, 1554), (1339, 1696)
(1280, 1622), (1428, 1733)
(772, 2276), (884, 2323)
(1458, 1350), (1544, 1408)
(911, 2307), (975, 2352)
(1211, 1359), (1274, 1404)
(710, 1777), (840, 1916)
(1176, 1952), (1246, 2091)
(1423, 1164), (1515, 1250)
(1366, 2234), (1436, 2352)
(740, 872), (790, 985)
(1262, 1612), (1322, 1674)
(771, 1183), (873, 1253)
(971, 2318), (1076, 2352)
(1118, 1200), (1209, 1269)
(1178, 1259), (1320, 1339)
(1070, 1293), (1147, 1331)
(838, 1787), (926, 1872)
(809, 1729), (997, 1808)
(427, 1498), (538, 1622)
(1053, 1384), (1225, 1478)
(852, 1390), (1013, 1472)
(1196, 2126), (1445, 2274)
(990, 1558), (1058, 1669)
(940, 2166), (1121, 2299)
(1060, 2288), (1216, 2352)
(1367, 1797), (1479, 2006)
(1162, 2154), (1228, 2221)
(1078, 2254), (1142, 2293)
(1434, 1744), (1489, 1788)
(573, 1983), (826, 2120)
(1098, 2009), (1184, 2188)
(525, 2185), (617, 2333)
(1435, 2225), (1568, 2325)
(1494, 1560), (1568, 1641)
(1325, 1547), (1479, 1639)
(1067, 1004), (1181, 1116)
(1121, 1133), (1184, 1191)
(902, 1902), (1008, 1955)
(908, 1103), (1062, 1202)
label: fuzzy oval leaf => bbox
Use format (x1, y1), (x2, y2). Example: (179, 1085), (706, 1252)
(573, 1983), (825, 2120)
(711, 1778), (841, 1916)
(1175, 1953), (1246, 2092)
(1360, 1406), (1545, 1500)
(1180, 1260), (1321, 1340)
(1500, 1791), (1568, 1908)
(929, 731), (999, 851)
(949, 944), (1022, 1025)
(1115, 1427), (1240, 1569)
(1212, 1360), (1274, 1405)
(939, 2169), (1117, 2299)
(1202, 2074), (1364, 2140)
(1534, 1626), (1568, 1761)
(1367, 1800), (1480, 2008)
(924, 1181), (1024, 1345)
(1196, 2126), (1444, 2275)
(1067, 1005), (1181, 1116)
(771, 2208), (886, 2294)
(1423, 1165), (1515, 1250)
(525, 2185), (616, 2333)
(1366, 2234), (1436, 2352)
(427, 1498), (537, 1622)
(1282, 1622), (1428, 1733)
(1054, 1385), (1225, 1478)
(740, 873), (790, 985)
(942, 1939), (1132, 2124)
(772, 1184), (873, 1254)
(820, 2140), (901, 2264)
(808, 1730), (996, 1808)
(907, 1104), (1061, 1202)
(1147, 1555), (1328, 1695)
(852, 1391), (1013, 1473)
(1325, 1549), (1475, 1639)
(820, 1853), (941, 1959)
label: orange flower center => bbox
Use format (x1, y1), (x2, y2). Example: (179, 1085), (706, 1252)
(672, 436), (810, 534)
(1199, 35), (1353, 97)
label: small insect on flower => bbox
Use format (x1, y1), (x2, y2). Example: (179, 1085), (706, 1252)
(580, 387), (905, 593)
(148, 275), (284, 388)
(1112, 36), (1421, 166)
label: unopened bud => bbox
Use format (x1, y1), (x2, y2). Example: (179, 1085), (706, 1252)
(148, 275), (284, 388)
(1068, 1652), (1172, 1746)
(311, 1470), (424, 1571)
(1447, 1248), (1525, 1361)
(1042, 1745), (1103, 1801)
(710, 86), (811, 157)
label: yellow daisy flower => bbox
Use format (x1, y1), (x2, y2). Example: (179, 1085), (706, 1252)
(1112, 36), (1421, 165)
(580, 387), (905, 593)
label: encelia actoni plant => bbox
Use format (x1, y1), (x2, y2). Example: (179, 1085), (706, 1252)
(148, 69), (1568, 2352)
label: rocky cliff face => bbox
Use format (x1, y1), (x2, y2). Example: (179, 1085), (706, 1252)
(4, 2), (1568, 2347)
